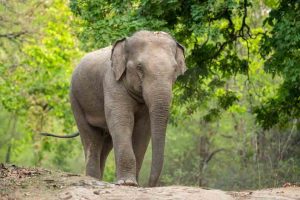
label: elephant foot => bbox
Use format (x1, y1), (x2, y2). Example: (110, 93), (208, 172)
(116, 179), (138, 186)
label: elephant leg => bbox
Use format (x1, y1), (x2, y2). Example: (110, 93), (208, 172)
(71, 94), (104, 179)
(100, 134), (113, 179)
(132, 109), (151, 181)
(105, 107), (137, 186)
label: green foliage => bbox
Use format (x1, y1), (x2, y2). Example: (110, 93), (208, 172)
(256, 0), (300, 129)
(0, 0), (84, 173)
(70, 0), (254, 120)
(161, 74), (300, 188)
(69, 0), (167, 50)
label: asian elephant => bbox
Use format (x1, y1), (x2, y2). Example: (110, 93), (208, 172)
(69, 31), (186, 187)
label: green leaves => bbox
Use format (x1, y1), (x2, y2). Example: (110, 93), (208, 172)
(257, 0), (300, 128)
(69, 1), (255, 123)
(0, 0), (82, 171)
(70, 0), (168, 50)
(218, 90), (239, 110)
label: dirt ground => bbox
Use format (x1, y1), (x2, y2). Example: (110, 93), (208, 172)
(0, 164), (299, 200)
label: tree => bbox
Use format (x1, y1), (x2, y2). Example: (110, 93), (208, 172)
(0, 0), (83, 171)
(70, 0), (300, 129)
(256, 0), (300, 129)
(70, 0), (254, 119)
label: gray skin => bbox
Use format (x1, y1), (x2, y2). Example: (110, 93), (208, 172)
(70, 31), (186, 187)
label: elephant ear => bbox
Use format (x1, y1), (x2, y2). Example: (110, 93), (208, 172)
(175, 42), (187, 77)
(111, 38), (127, 81)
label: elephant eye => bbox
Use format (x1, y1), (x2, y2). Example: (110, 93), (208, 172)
(136, 63), (144, 79)
(137, 64), (143, 71)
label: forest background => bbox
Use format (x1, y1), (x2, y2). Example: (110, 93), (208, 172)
(0, 0), (299, 190)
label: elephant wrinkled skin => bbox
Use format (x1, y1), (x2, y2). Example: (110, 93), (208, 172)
(70, 31), (186, 187)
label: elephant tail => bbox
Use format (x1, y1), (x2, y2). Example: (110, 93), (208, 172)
(40, 132), (79, 138)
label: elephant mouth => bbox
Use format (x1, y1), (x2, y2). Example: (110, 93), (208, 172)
(122, 78), (144, 104)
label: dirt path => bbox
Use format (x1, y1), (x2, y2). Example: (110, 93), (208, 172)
(1, 164), (299, 200)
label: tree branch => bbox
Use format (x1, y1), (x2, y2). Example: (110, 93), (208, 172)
(204, 148), (226, 164)
(0, 31), (28, 40)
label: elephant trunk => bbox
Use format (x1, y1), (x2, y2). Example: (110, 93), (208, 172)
(144, 83), (172, 187)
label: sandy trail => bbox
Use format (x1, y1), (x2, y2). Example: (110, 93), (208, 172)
(0, 164), (299, 200)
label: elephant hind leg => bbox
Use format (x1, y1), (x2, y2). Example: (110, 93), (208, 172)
(71, 94), (104, 179)
(100, 133), (113, 179)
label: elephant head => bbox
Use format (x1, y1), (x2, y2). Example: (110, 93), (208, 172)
(111, 31), (186, 186)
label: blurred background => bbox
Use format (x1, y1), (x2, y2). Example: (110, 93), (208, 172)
(0, 0), (299, 190)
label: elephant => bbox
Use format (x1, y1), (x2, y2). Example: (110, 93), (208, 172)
(44, 30), (186, 187)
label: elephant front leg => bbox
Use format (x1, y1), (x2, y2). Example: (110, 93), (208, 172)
(132, 109), (151, 182)
(105, 107), (138, 186)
